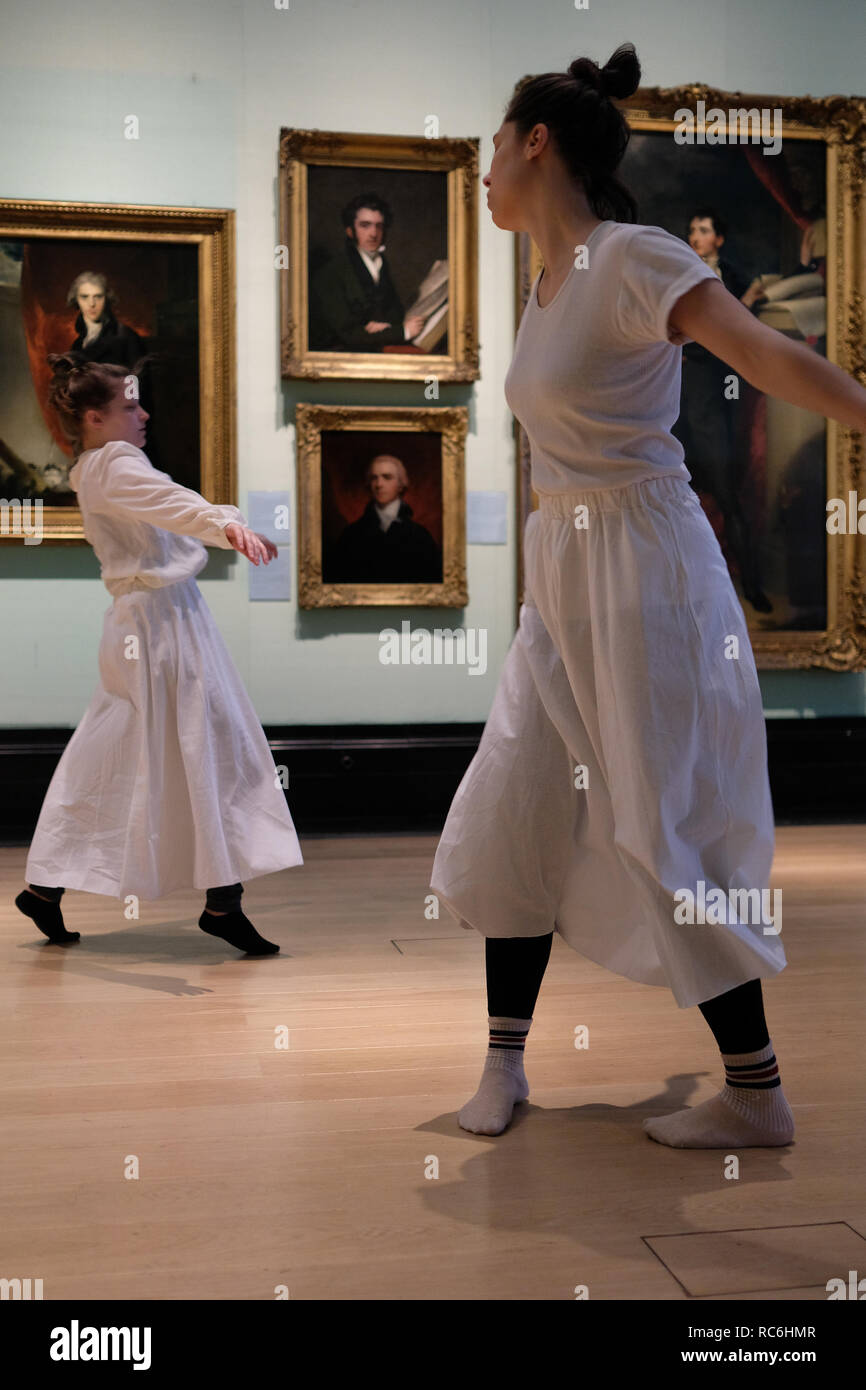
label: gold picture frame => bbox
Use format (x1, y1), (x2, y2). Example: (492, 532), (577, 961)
(279, 129), (480, 382)
(515, 85), (866, 670)
(0, 198), (236, 543)
(296, 402), (468, 607)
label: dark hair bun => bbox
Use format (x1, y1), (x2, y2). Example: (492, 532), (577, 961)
(569, 42), (640, 101)
(602, 43), (641, 99)
(47, 350), (88, 380)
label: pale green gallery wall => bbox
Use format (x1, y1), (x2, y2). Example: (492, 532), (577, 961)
(2, 0), (864, 727)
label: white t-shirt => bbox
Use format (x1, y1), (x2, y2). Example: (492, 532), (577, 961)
(504, 220), (721, 493)
(69, 441), (247, 596)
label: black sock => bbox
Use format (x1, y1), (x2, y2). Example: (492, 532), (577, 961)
(204, 882), (243, 914)
(16, 888), (80, 943)
(198, 907), (279, 956)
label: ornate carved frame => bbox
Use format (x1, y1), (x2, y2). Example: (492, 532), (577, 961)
(279, 129), (479, 382)
(515, 86), (866, 670)
(295, 402), (468, 607)
(0, 198), (236, 544)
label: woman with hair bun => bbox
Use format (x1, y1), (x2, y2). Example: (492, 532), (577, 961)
(431, 43), (866, 1147)
(16, 353), (303, 955)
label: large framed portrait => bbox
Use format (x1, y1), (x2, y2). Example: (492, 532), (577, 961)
(279, 129), (479, 382)
(0, 199), (236, 543)
(516, 86), (866, 670)
(296, 403), (468, 607)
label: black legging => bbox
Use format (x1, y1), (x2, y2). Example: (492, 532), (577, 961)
(486, 933), (770, 1054)
(29, 882), (244, 914)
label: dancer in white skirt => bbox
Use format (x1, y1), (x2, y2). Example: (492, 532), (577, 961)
(17, 352), (303, 956)
(430, 44), (866, 1146)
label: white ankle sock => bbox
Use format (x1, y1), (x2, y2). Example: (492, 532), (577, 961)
(458, 1016), (532, 1135)
(644, 1040), (795, 1148)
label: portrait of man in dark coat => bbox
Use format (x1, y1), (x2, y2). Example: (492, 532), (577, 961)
(309, 193), (426, 352)
(66, 270), (162, 465)
(67, 270), (144, 368)
(325, 452), (442, 584)
(670, 207), (773, 613)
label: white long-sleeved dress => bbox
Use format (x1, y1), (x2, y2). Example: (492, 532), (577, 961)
(25, 441), (303, 901)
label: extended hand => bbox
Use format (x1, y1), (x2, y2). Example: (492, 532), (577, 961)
(224, 523), (277, 565)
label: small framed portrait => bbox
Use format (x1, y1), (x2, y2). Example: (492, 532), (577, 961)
(0, 198), (236, 542)
(515, 84), (866, 669)
(279, 129), (479, 382)
(296, 403), (468, 607)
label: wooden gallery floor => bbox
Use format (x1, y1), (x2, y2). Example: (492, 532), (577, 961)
(1, 825), (864, 1302)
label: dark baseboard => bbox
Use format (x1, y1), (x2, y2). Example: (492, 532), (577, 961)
(0, 718), (863, 844)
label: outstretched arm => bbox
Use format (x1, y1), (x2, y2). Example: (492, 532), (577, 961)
(668, 278), (866, 431)
(90, 450), (277, 565)
(90, 448), (247, 546)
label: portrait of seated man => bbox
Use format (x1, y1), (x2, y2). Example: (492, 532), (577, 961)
(308, 192), (426, 352)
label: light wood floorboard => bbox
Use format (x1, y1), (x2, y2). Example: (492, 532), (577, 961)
(1, 826), (863, 1301)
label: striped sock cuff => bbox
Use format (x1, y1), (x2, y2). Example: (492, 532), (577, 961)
(488, 1015), (533, 1053)
(722, 1040), (781, 1090)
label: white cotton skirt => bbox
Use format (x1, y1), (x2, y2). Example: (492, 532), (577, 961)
(429, 473), (787, 1009)
(26, 576), (303, 901)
